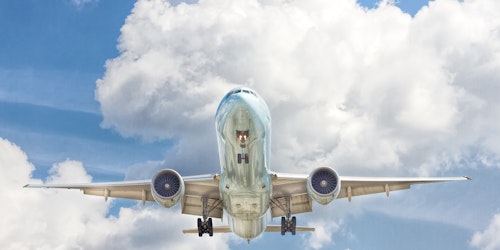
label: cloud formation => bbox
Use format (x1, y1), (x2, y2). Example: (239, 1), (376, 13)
(0, 138), (230, 249)
(96, 0), (500, 176)
(94, 0), (499, 248)
(471, 214), (500, 250)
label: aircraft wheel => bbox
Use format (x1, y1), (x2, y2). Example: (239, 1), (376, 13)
(197, 218), (203, 237)
(281, 217), (286, 236)
(208, 218), (213, 237)
(291, 216), (297, 235)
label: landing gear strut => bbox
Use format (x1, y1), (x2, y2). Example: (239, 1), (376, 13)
(271, 196), (297, 236)
(196, 197), (221, 237)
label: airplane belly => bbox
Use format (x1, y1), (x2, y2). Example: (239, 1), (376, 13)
(229, 216), (267, 240)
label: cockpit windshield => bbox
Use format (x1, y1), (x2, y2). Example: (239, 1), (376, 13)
(225, 87), (257, 98)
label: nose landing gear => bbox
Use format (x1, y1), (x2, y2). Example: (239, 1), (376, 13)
(237, 153), (249, 164)
(236, 130), (250, 164)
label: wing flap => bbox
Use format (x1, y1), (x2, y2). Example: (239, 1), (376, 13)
(270, 173), (312, 217)
(83, 187), (154, 201)
(270, 194), (312, 218)
(180, 177), (223, 218)
(181, 195), (223, 218)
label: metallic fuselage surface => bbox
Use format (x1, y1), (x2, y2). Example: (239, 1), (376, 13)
(215, 87), (271, 239)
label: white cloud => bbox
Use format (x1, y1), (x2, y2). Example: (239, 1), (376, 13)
(0, 138), (230, 249)
(97, 0), (500, 177)
(70, 0), (99, 9)
(89, 0), (500, 247)
(470, 214), (500, 250)
(303, 219), (339, 250)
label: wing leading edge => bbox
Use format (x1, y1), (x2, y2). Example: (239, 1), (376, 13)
(24, 174), (223, 218)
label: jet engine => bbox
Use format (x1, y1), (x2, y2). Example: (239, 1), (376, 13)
(151, 169), (185, 208)
(307, 167), (341, 205)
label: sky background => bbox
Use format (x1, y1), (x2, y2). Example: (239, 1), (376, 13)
(1, 0), (500, 249)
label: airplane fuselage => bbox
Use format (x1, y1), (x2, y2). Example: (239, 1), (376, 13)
(215, 87), (272, 239)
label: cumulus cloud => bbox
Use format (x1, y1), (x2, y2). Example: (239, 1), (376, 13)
(470, 214), (500, 250)
(93, 0), (500, 248)
(97, 0), (500, 177)
(0, 138), (230, 249)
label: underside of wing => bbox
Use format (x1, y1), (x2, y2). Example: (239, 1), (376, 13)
(24, 173), (223, 218)
(269, 172), (470, 217)
(24, 180), (153, 204)
(338, 176), (470, 201)
(270, 173), (312, 218)
(180, 176), (223, 218)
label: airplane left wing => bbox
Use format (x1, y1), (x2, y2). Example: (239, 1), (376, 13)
(24, 174), (223, 218)
(270, 172), (470, 218)
(337, 176), (470, 201)
(24, 180), (154, 203)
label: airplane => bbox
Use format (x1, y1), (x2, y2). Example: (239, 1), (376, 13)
(25, 87), (470, 241)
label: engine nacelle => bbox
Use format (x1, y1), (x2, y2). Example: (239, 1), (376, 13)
(151, 169), (185, 208)
(307, 167), (341, 205)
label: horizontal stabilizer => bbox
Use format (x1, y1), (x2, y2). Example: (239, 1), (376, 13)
(183, 225), (315, 234)
(183, 226), (231, 234)
(265, 225), (315, 232)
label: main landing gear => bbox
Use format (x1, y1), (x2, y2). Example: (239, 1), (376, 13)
(197, 218), (213, 237)
(271, 196), (297, 236)
(196, 197), (221, 237)
(281, 216), (297, 235)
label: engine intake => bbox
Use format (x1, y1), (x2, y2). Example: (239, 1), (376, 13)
(307, 167), (341, 205)
(151, 169), (184, 208)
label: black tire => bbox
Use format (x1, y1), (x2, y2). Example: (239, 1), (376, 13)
(208, 218), (213, 237)
(245, 154), (249, 164)
(197, 218), (203, 237)
(281, 217), (286, 235)
(291, 217), (297, 235)
(238, 154), (242, 164)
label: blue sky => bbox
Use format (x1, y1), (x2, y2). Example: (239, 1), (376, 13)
(1, 0), (500, 249)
